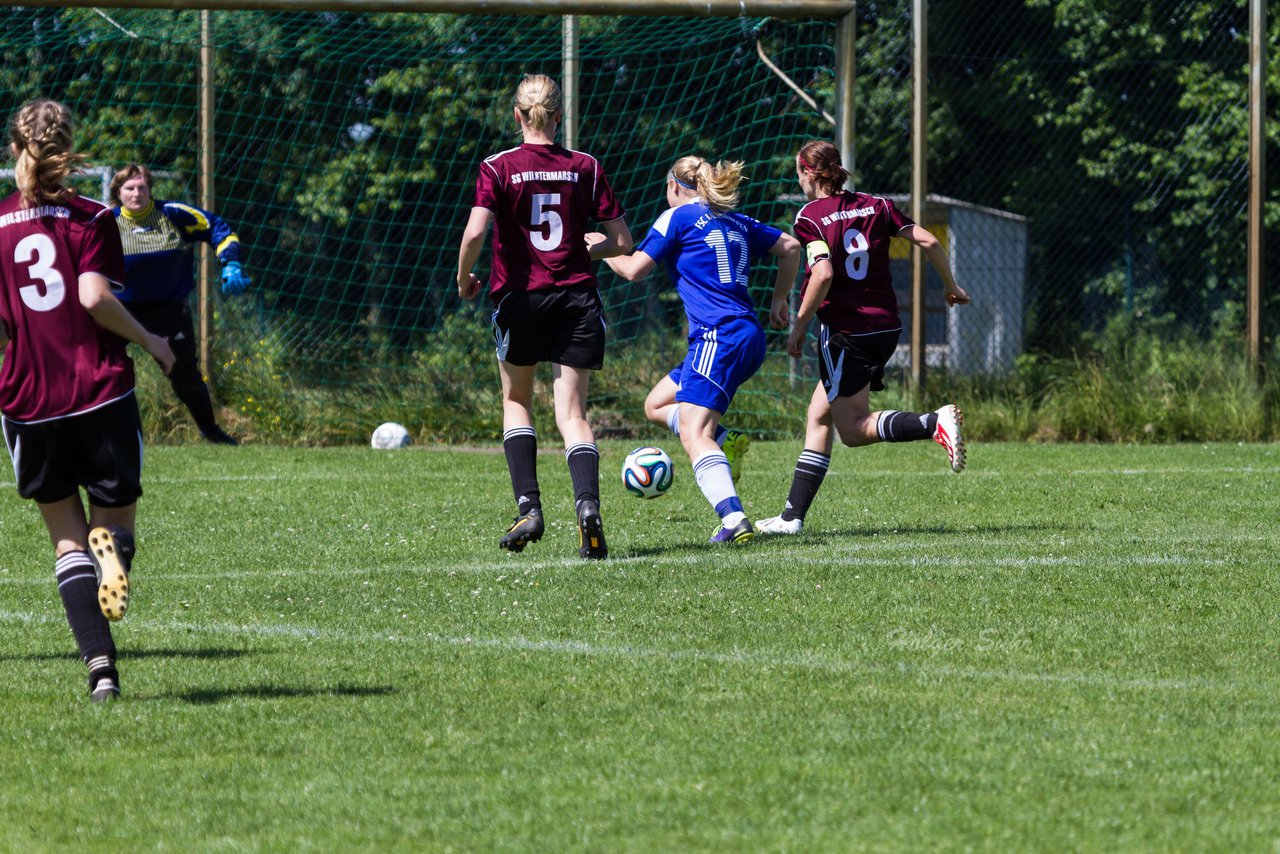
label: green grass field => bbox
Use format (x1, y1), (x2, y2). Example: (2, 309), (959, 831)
(1, 441), (1278, 851)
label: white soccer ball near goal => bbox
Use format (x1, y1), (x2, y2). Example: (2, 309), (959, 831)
(371, 421), (411, 449)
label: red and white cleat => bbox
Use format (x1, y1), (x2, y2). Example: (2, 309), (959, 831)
(933, 404), (967, 473)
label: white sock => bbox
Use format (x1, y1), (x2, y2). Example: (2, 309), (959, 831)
(692, 451), (744, 525)
(666, 404), (681, 436)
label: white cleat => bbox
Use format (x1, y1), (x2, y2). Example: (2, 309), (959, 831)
(755, 515), (803, 535)
(933, 404), (966, 473)
(90, 676), (120, 703)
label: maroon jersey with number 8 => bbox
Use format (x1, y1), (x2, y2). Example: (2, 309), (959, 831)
(0, 192), (133, 422)
(474, 143), (624, 299)
(792, 191), (915, 335)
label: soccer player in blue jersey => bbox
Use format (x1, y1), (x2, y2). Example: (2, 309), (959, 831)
(594, 156), (800, 543)
(110, 163), (251, 445)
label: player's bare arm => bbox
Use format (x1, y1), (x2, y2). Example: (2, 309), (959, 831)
(787, 259), (833, 358)
(456, 206), (493, 299)
(78, 272), (175, 374)
(602, 248), (657, 282)
(769, 232), (802, 330)
(587, 217), (633, 261)
(902, 224), (970, 306)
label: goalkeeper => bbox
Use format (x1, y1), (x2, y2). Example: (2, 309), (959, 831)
(109, 163), (251, 445)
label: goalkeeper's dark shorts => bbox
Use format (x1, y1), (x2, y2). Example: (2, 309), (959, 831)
(490, 285), (605, 370)
(3, 393), (144, 507)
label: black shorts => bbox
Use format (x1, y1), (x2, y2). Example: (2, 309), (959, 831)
(491, 286), (606, 370)
(818, 325), (902, 401)
(2, 393), (144, 507)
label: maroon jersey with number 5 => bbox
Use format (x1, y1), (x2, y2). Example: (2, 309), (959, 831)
(0, 192), (133, 422)
(474, 143), (625, 299)
(793, 191), (915, 335)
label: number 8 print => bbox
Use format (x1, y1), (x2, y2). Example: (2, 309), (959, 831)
(843, 227), (869, 281)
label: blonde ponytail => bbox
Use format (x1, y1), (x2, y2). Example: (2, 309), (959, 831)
(668, 156), (745, 213)
(694, 159), (745, 213)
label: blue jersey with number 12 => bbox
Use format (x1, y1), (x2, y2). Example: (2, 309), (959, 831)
(637, 201), (781, 332)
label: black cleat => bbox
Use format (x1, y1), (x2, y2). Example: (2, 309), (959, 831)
(577, 500), (607, 560)
(203, 427), (240, 446)
(499, 508), (544, 553)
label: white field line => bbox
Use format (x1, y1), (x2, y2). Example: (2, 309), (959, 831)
(0, 549), (1228, 586)
(0, 607), (1229, 693)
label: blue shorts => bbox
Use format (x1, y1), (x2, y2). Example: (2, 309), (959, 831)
(670, 317), (766, 414)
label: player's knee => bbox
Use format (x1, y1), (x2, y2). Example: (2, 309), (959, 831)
(503, 390), (534, 410)
(835, 420), (876, 448)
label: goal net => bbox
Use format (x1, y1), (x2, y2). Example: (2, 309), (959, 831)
(1, 8), (838, 442)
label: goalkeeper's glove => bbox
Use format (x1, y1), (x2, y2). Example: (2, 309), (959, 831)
(221, 261), (251, 296)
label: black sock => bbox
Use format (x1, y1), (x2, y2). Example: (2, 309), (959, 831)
(55, 552), (116, 674)
(781, 450), (831, 522)
(565, 442), (600, 512)
(503, 427), (540, 515)
(876, 410), (936, 442)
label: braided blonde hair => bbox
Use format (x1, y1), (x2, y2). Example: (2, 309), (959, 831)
(8, 100), (86, 206)
(670, 155), (745, 213)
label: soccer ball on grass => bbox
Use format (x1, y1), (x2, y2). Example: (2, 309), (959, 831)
(371, 422), (411, 449)
(622, 446), (673, 499)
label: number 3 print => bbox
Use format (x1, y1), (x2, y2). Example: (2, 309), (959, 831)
(14, 233), (66, 311)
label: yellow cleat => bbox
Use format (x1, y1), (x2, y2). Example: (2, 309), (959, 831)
(89, 527), (131, 622)
(722, 430), (750, 484)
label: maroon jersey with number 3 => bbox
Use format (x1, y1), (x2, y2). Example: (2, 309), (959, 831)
(474, 143), (624, 299)
(0, 192), (133, 422)
(793, 191), (915, 335)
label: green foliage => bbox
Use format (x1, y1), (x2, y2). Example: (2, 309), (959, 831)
(128, 310), (1280, 447)
(924, 318), (1278, 443)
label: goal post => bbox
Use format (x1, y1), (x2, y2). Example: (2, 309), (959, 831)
(2, 0), (852, 16)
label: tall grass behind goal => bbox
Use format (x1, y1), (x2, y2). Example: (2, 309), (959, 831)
(0, 9), (837, 442)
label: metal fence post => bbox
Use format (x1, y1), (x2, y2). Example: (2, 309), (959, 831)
(199, 9), (216, 391)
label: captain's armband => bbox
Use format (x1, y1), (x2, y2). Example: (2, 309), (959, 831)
(805, 239), (831, 266)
